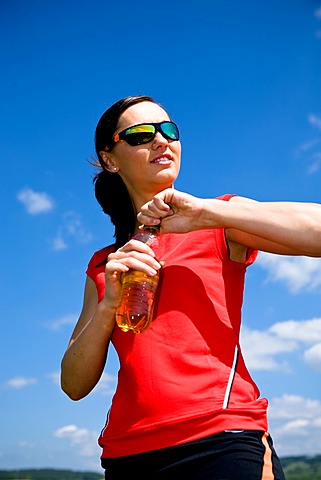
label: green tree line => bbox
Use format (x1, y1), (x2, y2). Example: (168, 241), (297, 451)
(1, 457), (321, 480)
(281, 455), (321, 480)
(0, 470), (103, 480)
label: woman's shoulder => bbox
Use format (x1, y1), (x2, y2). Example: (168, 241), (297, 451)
(87, 244), (115, 273)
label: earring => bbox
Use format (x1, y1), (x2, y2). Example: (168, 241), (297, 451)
(112, 167), (118, 171)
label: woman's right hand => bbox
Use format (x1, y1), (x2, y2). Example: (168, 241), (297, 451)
(103, 238), (162, 308)
(61, 239), (161, 400)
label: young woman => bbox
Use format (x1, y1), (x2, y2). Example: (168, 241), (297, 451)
(61, 95), (321, 479)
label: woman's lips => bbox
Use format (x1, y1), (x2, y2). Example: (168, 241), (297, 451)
(151, 153), (172, 164)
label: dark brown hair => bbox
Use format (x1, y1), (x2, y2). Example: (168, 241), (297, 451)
(94, 95), (159, 249)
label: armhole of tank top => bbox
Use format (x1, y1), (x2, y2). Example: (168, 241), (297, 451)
(212, 194), (237, 261)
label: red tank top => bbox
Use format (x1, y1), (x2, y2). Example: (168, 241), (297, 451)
(86, 195), (268, 458)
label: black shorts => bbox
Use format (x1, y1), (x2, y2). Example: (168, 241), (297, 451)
(101, 430), (285, 480)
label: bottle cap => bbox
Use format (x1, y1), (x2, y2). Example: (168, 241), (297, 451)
(142, 224), (160, 235)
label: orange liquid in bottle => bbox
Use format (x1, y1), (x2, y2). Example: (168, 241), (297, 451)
(115, 270), (159, 333)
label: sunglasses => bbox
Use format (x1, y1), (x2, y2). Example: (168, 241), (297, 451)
(106, 121), (180, 150)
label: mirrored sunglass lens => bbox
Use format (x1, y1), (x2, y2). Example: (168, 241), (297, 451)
(126, 125), (155, 134)
(125, 124), (155, 145)
(161, 122), (179, 140)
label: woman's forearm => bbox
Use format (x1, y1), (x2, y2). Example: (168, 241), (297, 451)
(61, 301), (116, 400)
(201, 198), (321, 256)
(138, 189), (321, 257)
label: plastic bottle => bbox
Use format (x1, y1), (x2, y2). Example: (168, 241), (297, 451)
(115, 226), (160, 333)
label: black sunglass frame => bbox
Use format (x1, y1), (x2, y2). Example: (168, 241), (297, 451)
(106, 121), (179, 150)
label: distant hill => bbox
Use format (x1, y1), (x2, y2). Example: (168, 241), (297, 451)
(1, 457), (321, 480)
(281, 455), (321, 480)
(0, 469), (103, 480)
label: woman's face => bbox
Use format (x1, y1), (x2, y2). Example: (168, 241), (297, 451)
(100, 101), (181, 206)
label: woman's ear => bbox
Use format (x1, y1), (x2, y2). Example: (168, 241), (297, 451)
(99, 151), (119, 173)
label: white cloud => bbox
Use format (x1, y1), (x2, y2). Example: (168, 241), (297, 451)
(241, 319), (321, 372)
(4, 376), (37, 389)
(304, 342), (321, 372)
(46, 371), (61, 385)
(277, 419), (309, 437)
(294, 138), (320, 156)
(47, 314), (78, 332)
(18, 441), (35, 449)
(51, 211), (93, 251)
(314, 417), (321, 427)
(315, 7), (321, 19)
(240, 326), (296, 371)
(269, 394), (321, 420)
(63, 211), (93, 243)
(294, 117), (321, 174)
(270, 318), (321, 344)
(307, 158), (321, 174)
(268, 394), (321, 455)
(256, 252), (321, 293)
(17, 188), (54, 214)
(93, 372), (117, 396)
(51, 236), (68, 251)
(305, 151), (321, 174)
(54, 424), (100, 457)
(308, 113), (321, 131)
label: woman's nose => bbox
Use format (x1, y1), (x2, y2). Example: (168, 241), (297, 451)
(152, 131), (169, 148)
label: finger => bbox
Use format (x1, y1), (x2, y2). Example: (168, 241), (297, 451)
(156, 188), (175, 206)
(152, 196), (173, 213)
(105, 261), (129, 275)
(137, 206), (174, 226)
(117, 259), (160, 276)
(111, 239), (157, 258)
(140, 198), (173, 218)
(107, 254), (162, 276)
(137, 212), (161, 226)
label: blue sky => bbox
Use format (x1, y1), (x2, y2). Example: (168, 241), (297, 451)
(1, 0), (321, 472)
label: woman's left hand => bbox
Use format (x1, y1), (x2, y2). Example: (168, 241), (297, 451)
(138, 188), (204, 233)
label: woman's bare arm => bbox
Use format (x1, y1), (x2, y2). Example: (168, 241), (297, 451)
(61, 238), (162, 400)
(138, 189), (321, 258)
(60, 276), (116, 400)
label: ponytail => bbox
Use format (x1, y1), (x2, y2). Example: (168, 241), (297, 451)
(94, 169), (135, 249)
